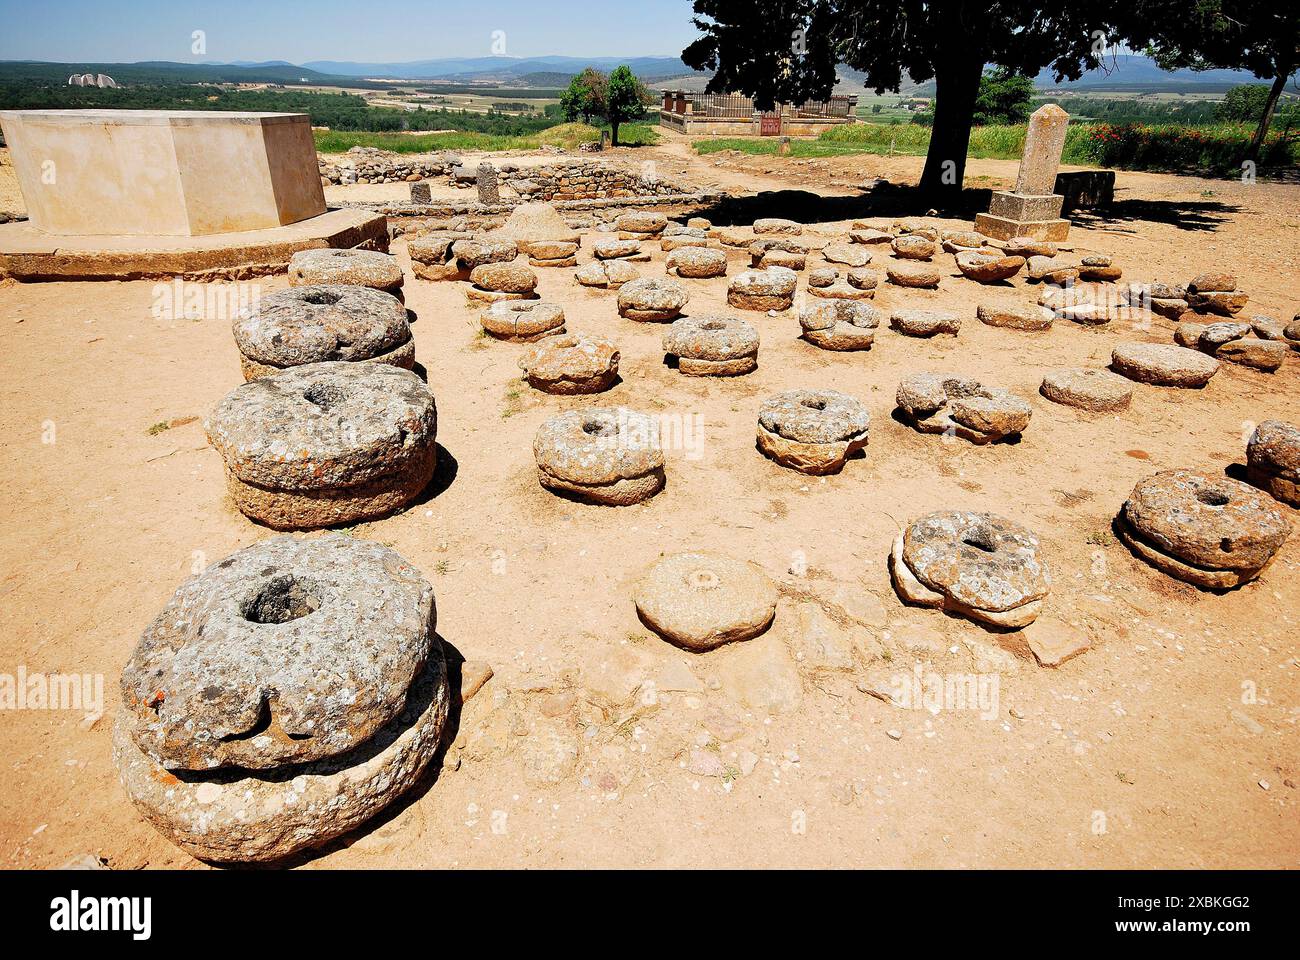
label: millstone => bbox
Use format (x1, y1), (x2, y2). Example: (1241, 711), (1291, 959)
(727, 268), (797, 311)
(757, 390), (870, 475)
(233, 285), (413, 381)
(1247, 420), (1300, 507)
(896, 372), (1030, 443)
(533, 407), (665, 505)
(1111, 342), (1220, 387)
(634, 553), (778, 652)
(205, 362), (437, 530)
(891, 511), (1050, 628)
(1039, 368), (1133, 412)
(288, 248), (403, 293)
(518, 334), (619, 394)
(617, 277), (689, 322)
(799, 300), (882, 351)
(1118, 470), (1291, 589)
(481, 300), (565, 342)
(662, 314), (759, 376)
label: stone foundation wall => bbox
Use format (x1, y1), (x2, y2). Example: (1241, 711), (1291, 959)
(502, 160), (691, 201)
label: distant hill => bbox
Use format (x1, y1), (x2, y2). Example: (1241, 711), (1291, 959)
(301, 55), (695, 82)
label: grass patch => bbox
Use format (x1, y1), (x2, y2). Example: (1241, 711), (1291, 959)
(694, 119), (1299, 173)
(315, 130), (543, 154)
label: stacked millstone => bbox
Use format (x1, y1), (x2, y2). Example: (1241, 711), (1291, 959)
(1038, 283), (1122, 326)
(663, 315), (759, 376)
(616, 211), (668, 241)
(533, 407), (665, 505)
(205, 362), (437, 530)
(1287, 315), (1300, 350)
(941, 230), (994, 254)
(849, 222), (895, 246)
(406, 232), (474, 281)
(576, 258), (639, 288)
(890, 511), (1050, 628)
(408, 235), (513, 282)
(1111, 342), (1220, 388)
(892, 234), (936, 261)
(756, 389), (870, 475)
(233, 286), (413, 381)
(800, 301), (882, 351)
(1119, 281), (1189, 320)
(527, 240), (579, 268)
(1184, 272), (1249, 317)
(1024, 254), (1079, 285)
(1246, 420), (1300, 507)
(750, 238), (808, 271)
(1116, 470), (1291, 589)
(886, 260), (942, 289)
(113, 534), (449, 864)
(665, 247), (727, 279)
(728, 268), (797, 311)
(896, 373), (1031, 444)
(1077, 255), (1122, 282)
(617, 278), (688, 322)
(1172, 318), (1289, 373)
(808, 266), (878, 300)
(661, 223), (709, 251)
(289, 249), (404, 298)
(634, 553), (777, 652)
(518, 334), (619, 394)
(481, 301), (566, 342)
(468, 261), (539, 304)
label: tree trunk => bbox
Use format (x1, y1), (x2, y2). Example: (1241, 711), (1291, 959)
(611, 120), (620, 147)
(918, 54), (985, 205)
(1245, 70), (1289, 163)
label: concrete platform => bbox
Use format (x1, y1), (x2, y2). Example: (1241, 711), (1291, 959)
(0, 208), (388, 281)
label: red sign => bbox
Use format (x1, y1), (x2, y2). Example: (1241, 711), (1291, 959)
(760, 113), (781, 136)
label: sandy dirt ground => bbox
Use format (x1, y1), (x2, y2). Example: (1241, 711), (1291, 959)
(1, 140), (1297, 869)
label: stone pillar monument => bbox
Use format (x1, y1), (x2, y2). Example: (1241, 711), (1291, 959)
(975, 103), (1071, 241)
(476, 162), (500, 204)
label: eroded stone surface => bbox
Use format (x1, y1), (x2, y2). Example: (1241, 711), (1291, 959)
(728, 268), (797, 311)
(534, 407), (665, 505)
(663, 314), (759, 376)
(634, 553), (777, 652)
(617, 277), (689, 321)
(757, 390), (870, 474)
(518, 334), (619, 394)
(892, 512), (1050, 627)
(1040, 368), (1133, 412)
(1120, 470), (1291, 587)
(886, 262), (941, 288)
(1247, 420), (1300, 507)
(977, 302), (1053, 331)
(121, 534), (435, 771)
(1112, 342), (1219, 387)
(481, 300), (565, 342)
(956, 250), (1024, 283)
(289, 248), (403, 291)
(234, 285), (411, 379)
(666, 246), (728, 279)
(896, 373), (1030, 443)
(575, 258), (638, 288)
(891, 309), (960, 338)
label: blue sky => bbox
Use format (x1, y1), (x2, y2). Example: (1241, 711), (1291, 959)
(0, 0), (700, 62)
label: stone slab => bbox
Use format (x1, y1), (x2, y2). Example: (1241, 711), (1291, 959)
(988, 191), (1065, 222)
(0, 110), (326, 237)
(975, 212), (1071, 242)
(0, 208), (388, 281)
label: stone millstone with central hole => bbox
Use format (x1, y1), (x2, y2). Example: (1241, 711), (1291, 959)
(1247, 420), (1300, 507)
(533, 407), (665, 505)
(1111, 342), (1219, 387)
(800, 300), (882, 351)
(757, 390), (870, 475)
(634, 553), (778, 652)
(205, 362), (437, 530)
(662, 314), (759, 376)
(617, 277), (689, 322)
(233, 285), (413, 381)
(113, 534), (449, 864)
(288, 248), (404, 293)
(518, 334), (619, 394)
(1116, 470), (1291, 589)
(890, 511), (1051, 628)
(896, 373), (1031, 443)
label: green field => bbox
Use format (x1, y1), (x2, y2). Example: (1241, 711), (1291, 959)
(314, 121), (659, 154)
(694, 120), (1299, 173)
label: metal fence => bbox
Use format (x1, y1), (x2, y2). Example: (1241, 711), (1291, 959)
(661, 91), (856, 119)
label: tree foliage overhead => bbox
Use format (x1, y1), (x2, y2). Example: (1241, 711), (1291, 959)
(683, 1), (1125, 199)
(560, 67), (608, 123)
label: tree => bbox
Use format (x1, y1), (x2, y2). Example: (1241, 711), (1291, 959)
(559, 67), (607, 123)
(1216, 83), (1274, 122)
(683, 1), (1123, 202)
(972, 67), (1035, 125)
(1127, 1), (1299, 162)
(605, 65), (652, 146)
